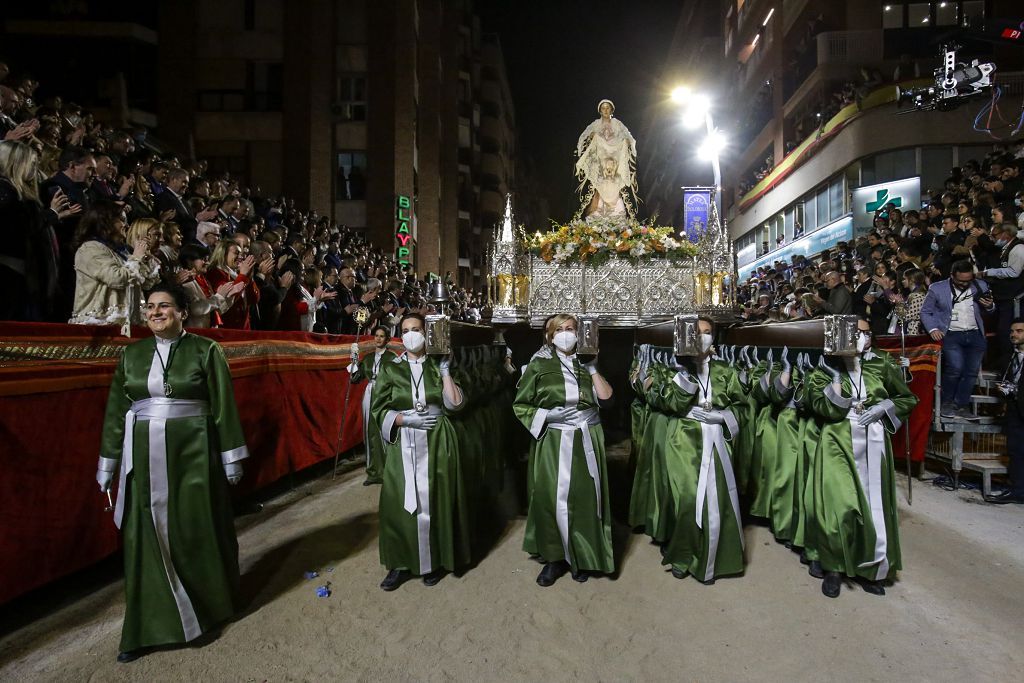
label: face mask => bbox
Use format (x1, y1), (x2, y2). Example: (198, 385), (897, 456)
(552, 330), (578, 352)
(996, 239), (1009, 248)
(402, 330), (425, 353)
(699, 333), (714, 353)
(856, 332), (871, 353)
(1017, 230), (1024, 240)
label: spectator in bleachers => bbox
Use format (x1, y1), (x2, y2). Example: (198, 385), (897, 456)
(69, 200), (158, 327)
(206, 238), (259, 330)
(0, 139), (70, 320)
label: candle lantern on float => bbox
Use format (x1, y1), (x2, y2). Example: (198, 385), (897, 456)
(692, 198), (736, 321)
(488, 194), (530, 324)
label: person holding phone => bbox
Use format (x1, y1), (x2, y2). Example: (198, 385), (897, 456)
(920, 259), (996, 421)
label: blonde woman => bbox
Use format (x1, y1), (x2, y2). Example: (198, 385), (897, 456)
(0, 140), (78, 320)
(513, 313), (614, 586)
(206, 238), (258, 330)
(124, 218), (165, 322)
(70, 199), (158, 328)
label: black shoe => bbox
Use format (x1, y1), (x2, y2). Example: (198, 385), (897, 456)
(380, 569), (410, 591)
(571, 570), (589, 583)
(699, 577), (716, 586)
(536, 561), (568, 587)
(822, 572), (842, 598)
(362, 479), (375, 486)
(856, 577), (886, 596)
(422, 570), (445, 586)
(985, 490), (1024, 505)
(799, 550), (810, 565)
(808, 560), (824, 579)
(670, 567), (687, 580)
(116, 650), (142, 664)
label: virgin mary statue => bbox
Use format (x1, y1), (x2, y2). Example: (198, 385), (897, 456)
(574, 99), (639, 222)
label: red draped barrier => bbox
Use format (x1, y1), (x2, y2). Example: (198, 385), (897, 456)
(0, 322), (387, 605)
(876, 335), (940, 464)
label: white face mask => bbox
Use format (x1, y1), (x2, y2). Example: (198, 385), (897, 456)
(699, 333), (714, 353)
(552, 330), (578, 352)
(856, 331), (871, 353)
(402, 330), (425, 353)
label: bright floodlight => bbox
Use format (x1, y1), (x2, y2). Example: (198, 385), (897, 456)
(682, 94), (710, 129)
(697, 130), (726, 160)
(670, 86), (691, 103)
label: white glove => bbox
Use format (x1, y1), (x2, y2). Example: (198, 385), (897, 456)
(439, 355), (452, 377)
(545, 406), (580, 424)
(224, 461), (243, 485)
(348, 362), (359, 375)
(581, 356), (599, 375)
(898, 356), (910, 368)
(779, 346), (791, 374)
(402, 413), (438, 430)
(96, 456), (117, 492)
(689, 408), (726, 425)
(818, 356), (842, 383)
(739, 345), (752, 368)
(857, 404), (888, 427)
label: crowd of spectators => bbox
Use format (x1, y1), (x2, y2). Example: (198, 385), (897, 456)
(737, 144), (1024, 362)
(0, 60), (486, 335)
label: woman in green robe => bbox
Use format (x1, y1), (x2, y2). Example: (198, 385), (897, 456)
(764, 347), (805, 545)
(805, 318), (917, 598)
(95, 284), (249, 663)
(513, 313), (614, 587)
(348, 325), (397, 485)
(654, 317), (746, 583)
(371, 313), (468, 590)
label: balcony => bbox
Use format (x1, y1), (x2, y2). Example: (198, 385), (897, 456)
(783, 30), (884, 115)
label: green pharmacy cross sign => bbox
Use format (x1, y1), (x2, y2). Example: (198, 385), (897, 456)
(865, 189), (902, 214)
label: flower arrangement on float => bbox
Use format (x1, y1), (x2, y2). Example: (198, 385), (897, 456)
(525, 216), (697, 267)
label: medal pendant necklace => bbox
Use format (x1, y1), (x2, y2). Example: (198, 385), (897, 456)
(850, 364), (866, 415)
(694, 362), (713, 411)
(410, 359), (427, 414)
(155, 336), (181, 397)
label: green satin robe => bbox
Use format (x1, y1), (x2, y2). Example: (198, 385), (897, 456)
(748, 361), (782, 520)
(764, 367), (806, 543)
(99, 333), (247, 652)
(351, 348), (397, 483)
(804, 351), (917, 581)
(652, 361), (747, 581)
(513, 352), (614, 574)
(371, 355), (471, 575)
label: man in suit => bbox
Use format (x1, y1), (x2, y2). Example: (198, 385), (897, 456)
(154, 169), (198, 243)
(920, 259), (996, 421)
(989, 318), (1024, 504)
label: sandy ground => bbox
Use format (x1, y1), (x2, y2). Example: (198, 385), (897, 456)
(1, 443), (1022, 683)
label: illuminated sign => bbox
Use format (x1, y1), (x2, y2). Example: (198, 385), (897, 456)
(851, 176), (921, 229)
(395, 194), (413, 267)
(682, 187), (713, 242)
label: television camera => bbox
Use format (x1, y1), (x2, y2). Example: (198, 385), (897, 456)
(896, 42), (995, 113)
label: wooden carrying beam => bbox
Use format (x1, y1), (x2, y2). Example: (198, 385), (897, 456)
(634, 319), (827, 350)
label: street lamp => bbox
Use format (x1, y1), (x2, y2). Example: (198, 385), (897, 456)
(672, 86), (724, 216)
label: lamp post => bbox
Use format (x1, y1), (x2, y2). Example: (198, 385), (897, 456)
(672, 86), (725, 216)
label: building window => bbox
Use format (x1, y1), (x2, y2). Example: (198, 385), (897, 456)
(247, 62), (283, 111)
(961, 0), (984, 28)
(907, 3), (930, 26)
(336, 151), (367, 200)
(829, 177), (845, 221)
(336, 75), (367, 121)
(936, 1), (957, 25)
(882, 4), (903, 29)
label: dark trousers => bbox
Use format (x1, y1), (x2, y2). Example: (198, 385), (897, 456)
(941, 329), (987, 408)
(1006, 409), (1024, 495)
(995, 299), (1018, 359)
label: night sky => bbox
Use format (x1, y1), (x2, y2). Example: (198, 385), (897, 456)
(478, 0), (687, 224)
